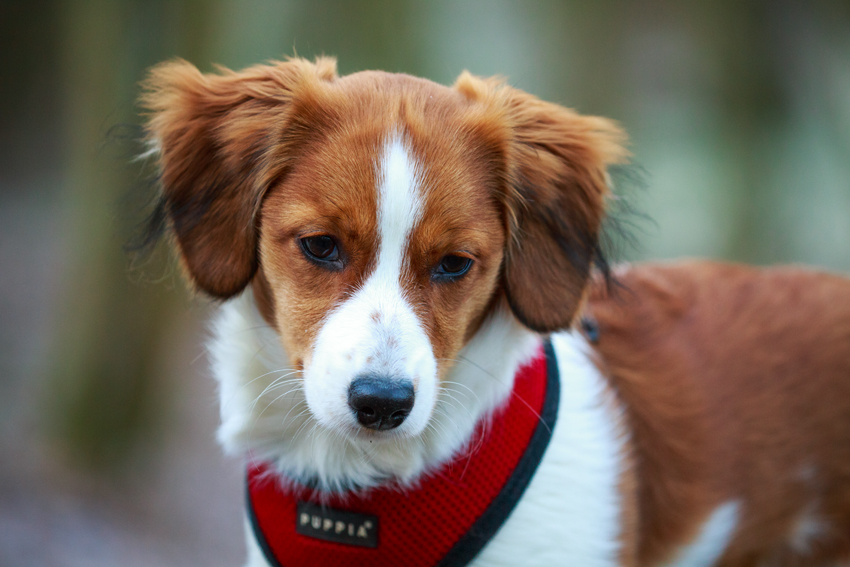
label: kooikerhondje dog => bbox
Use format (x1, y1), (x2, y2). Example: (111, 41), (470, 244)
(141, 57), (850, 567)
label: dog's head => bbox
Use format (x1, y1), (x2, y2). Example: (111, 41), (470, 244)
(142, 57), (626, 448)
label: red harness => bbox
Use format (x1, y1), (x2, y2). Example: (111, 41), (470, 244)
(247, 340), (559, 567)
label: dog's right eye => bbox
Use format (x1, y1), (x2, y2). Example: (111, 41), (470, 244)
(300, 235), (341, 266)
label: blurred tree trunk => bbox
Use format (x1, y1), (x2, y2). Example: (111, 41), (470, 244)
(48, 0), (192, 471)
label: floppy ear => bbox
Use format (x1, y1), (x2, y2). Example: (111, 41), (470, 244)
(140, 57), (338, 298)
(455, 74), (628, 332)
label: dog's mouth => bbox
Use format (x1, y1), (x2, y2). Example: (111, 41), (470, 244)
(347, 423), (414, 441)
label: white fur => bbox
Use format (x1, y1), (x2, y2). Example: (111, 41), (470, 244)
(305, 134), (436, 440)
(664, 501), (739, 567)
(469, 331), (629, 567)
(789, 502), (827, 556)
(244, 518), (268, 567)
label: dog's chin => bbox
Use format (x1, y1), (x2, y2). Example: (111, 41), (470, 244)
(307, 404), (433, 447)
(349, 423), (421, 442)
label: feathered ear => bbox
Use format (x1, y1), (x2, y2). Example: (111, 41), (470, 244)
(140, 57), (338, 298)
(455, 73), (629, 332)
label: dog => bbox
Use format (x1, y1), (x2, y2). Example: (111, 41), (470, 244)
(141, 57), (850, 567)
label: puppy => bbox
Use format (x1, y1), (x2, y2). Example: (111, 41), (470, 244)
(141, 57), (850, 567)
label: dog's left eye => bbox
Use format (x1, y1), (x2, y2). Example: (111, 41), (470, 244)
(433, 254), (473, 280)
(300, 235), (341, 265)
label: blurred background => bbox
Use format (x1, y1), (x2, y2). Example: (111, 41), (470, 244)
(1, 1), (849, 565)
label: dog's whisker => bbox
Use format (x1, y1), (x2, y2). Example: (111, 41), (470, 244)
(439, 378), (480, 403)
(430, 407), (464, 440)
(432, 402), (487, 466)
(426, 415), (455, 443)
(279, 409), (313, 453)
(434, 389), (476, 428)
(275, 400), (310, 434)
(290, 414), (317, 448)
(222, 367), (299, 411)
(437, 383), (474, 403)
(437, 389), (472, 414)
(247, 383), (307, 446)
(308, 425), (323, 468)
(451, 354), (551, 434)
(247, 375), (303, 411)
(246, 383), (303, 417)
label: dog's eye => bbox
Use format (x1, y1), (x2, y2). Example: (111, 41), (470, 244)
(300, 235), (340, 264)
(433, 254), (473, 280)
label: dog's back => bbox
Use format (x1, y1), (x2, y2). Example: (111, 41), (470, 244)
(585, 261), (850, 566)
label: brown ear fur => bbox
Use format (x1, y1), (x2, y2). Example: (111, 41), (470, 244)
(455, 73), (628, 332)
(140, 57), (338, 298)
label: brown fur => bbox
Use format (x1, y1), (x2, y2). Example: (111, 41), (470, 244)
(454, 72), (628, 332)
(142, 57), (623, 379)
(141, 57), (338, 297)
(584, 261), (850, 566)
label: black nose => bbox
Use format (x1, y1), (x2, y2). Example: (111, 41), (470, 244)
(348, 375), (415, 431)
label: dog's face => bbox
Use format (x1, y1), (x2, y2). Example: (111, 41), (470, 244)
(143, 57), (626, 443)
(259, 125), (506, 438)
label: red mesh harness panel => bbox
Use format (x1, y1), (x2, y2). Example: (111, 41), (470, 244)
(247, 340), (559, 567)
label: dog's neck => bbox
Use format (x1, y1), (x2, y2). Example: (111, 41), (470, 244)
(210, 291), (541, 493)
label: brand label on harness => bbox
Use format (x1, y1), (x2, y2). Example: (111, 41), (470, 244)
(295, 501), (378, 548)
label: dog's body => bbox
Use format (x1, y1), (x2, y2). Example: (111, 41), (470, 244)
(141, 57), (850, 566)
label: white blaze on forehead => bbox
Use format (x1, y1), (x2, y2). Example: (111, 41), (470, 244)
(376, 134), (424, 273)
(303, 132), (436, 438)
(353, 132), (429, 375)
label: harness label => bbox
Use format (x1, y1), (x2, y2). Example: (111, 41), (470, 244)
(296, 501), (379, 548)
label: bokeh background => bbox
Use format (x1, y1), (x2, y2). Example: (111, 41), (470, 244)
(1, 1), (849, 565)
